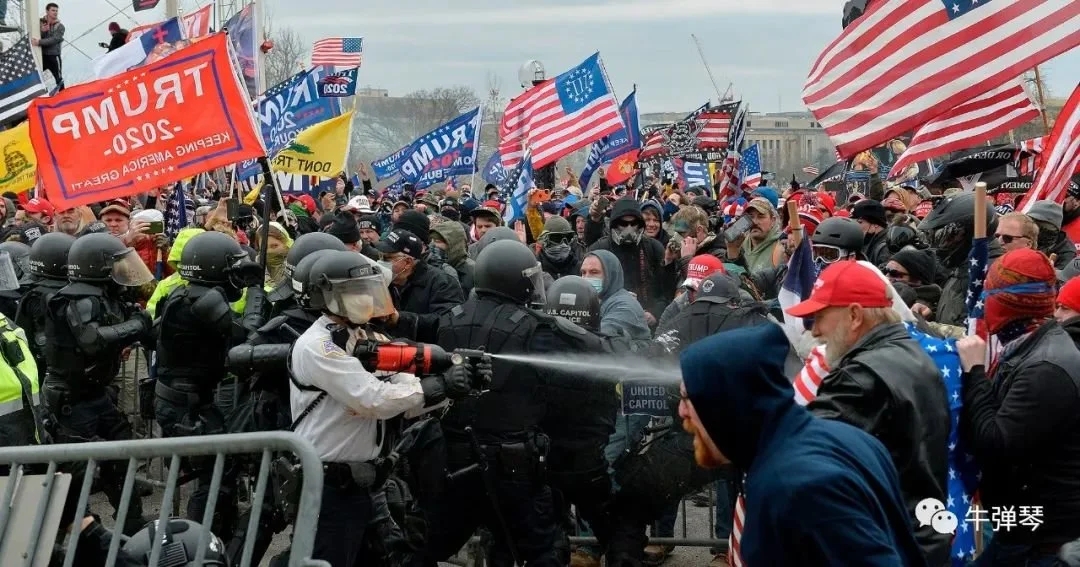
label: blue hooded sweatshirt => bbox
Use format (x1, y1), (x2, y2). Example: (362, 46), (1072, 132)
(586, 250), (651, 340)
(681, 324), (926, 567)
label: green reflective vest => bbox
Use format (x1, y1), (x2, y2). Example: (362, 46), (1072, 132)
(0, 312), (41, 444)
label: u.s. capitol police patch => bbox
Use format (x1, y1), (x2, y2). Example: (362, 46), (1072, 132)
(321, 338), (347, 358)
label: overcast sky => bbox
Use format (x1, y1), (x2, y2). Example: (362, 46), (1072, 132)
(52, 0), (1080, 115)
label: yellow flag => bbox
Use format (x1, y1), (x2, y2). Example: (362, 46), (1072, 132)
(0, 123), (37, 194)
(271, 111), (353, 176)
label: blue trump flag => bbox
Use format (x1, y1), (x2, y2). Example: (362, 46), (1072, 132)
(371, 146), (408, 181)
(236, 66), (344, 179)
(579, 90), (641, 189)
(318, 67), (358, 97)
(393, 107), (482, 190)
(502, 150), (534, 224)
(483, 150), (510, 187)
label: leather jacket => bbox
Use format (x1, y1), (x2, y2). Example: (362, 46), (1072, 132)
(807, 323), (952, 566)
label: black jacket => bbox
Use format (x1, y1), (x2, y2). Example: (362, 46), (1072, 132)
(962, 321), (1080, 549)
(391, 261), (464, 340)
(863, 229), (891, 268)
(808, 322), (952, 565)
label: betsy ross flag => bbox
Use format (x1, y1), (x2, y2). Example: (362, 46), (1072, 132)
(1018, 83), (1080, 213)
(740, 144), (762, 190)
(0, 37), (47, 126)
(890, 80), (1040, 179)
(803, 0), (1080, 159)
(499, 53), (623, 170)
(312, 37), (363, 67)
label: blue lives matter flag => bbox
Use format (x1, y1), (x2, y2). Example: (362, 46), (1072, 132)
(317, 67), (358, 98)
(389, 106), (481, 190)
(905, 323), (980, 566)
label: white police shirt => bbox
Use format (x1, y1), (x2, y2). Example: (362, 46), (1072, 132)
(289, 316), (425, 462)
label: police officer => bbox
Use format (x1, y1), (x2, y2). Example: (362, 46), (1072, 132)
(0, 241), (31, 320)
(43, 232), (155, 535)
(0, 250), (43, 452)
(223, 234), (345, 566)
(540, 275), (619, 563)
(155, 230), (264, 537)
(15, 232), (75, 374)
(288, 250), (471, 566)
(422, 239), (576, 567)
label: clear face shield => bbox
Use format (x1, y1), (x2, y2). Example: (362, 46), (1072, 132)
(524, 262), (546, 306)
(109, 248), (155, 287)
(323, 275), (396, 325)
(0, 252), (21, 292)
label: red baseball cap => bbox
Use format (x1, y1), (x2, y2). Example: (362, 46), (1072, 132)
(23, 197), (55, 217)
(682, 254), (725, 290)
(786, 260), (892, 317)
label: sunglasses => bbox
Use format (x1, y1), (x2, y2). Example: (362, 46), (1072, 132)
(996, 234), (1027, 244)
(884, 268), (910, 279)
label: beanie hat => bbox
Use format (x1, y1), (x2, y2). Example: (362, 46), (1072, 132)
(891, 248), (937, 285)
(890, 281), (918, 307)
(321, 211), (360, 244)
(539, 215), (573, 238)
(1058, 277), (1080, 315)
(850, 199), (887, 227)
(1026, 200), (1064, 230)
(395, 209), (431, 244)
(983, 248), (1056, 336)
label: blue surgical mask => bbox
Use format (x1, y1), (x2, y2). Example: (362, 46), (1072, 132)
(585, 277), (604, 293)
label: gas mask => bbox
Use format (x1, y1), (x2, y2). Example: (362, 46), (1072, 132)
(612, 225), (644, 246)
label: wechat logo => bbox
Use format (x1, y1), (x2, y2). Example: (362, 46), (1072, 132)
(916, 498), (958, 535)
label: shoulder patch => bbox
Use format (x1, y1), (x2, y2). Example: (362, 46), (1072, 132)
(321, 338), (348, 358)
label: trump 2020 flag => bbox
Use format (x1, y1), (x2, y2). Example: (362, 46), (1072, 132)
(579, 89), (641, 189)
(393, 107), (481, 190)
(318, 67), (358, 98)
(93, 16), (184, 79)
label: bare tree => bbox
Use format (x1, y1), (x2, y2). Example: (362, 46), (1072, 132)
(352, 85), (481, 156)
(263, 27), (307, 88)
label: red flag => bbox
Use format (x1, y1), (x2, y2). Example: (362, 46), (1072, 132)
(804, 0), (1080, 158)
(1018, 83), (1080, 213)
(605, 150), (639, 186)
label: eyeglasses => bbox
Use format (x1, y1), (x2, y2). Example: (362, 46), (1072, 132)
(884, 268), (910, 279)
(996, 234), (1028, 244)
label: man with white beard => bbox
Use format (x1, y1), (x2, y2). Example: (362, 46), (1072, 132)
(785, 260), (952, 566)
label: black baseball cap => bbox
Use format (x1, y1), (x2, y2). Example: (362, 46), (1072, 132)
(375, 228), (424, 259)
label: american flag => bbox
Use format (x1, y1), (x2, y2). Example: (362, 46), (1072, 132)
(502, 150), (534, 224)
(777, 236), (816, 336)
(311, 37), (363, 68)
(638, 102), (734, 162)
(802, 165), (820, 176)
(1018, 83), (1080, 213)
(965, 232), (989, 337)
(740, 144), (762, 190)
(803, 0), (1080, 159)
(890, 80), (1040, 180)
(714, 152), (741, 201)
(165, 181), (189, 240)
(0, 37), (46, 126)
(498, 53), (623, 170)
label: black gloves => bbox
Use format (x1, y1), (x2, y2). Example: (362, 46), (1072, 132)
(420, 361), (485, 406)
(442, 363), (474, 398)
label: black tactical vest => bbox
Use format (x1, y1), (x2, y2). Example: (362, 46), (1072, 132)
(44, 283), (124, 388)
(156, 285), (230, 393)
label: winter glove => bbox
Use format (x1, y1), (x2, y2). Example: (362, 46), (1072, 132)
(474, 357), (493, 390)
(419, 376), (450, 406)
(441, 363), (473, 399)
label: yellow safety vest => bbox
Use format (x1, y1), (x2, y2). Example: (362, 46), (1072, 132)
(0, 313), (41, 441)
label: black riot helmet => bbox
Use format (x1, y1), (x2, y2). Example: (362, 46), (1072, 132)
(269, 232), (348, 304)
(919, 192), (997, 268)
(67, 232), (154, 286)
(121, 518), (228, 566)
(543, 276), (601, 332)
(291, 249), (336, 311)
(28, 232), (75, 281)
(306, 250), (394, 324)
(474, 239), (546, 305)
(474, 226), (519, 253)
(0, 241), (32, 284)
(180, 231), (254, 286)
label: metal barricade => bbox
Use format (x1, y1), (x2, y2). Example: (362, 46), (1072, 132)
(0, 431), (329, 567)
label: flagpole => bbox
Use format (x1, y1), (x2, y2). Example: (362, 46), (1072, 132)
(24, 0), (41, 69)
(470, 103), (483, 194)
(1032, 66), (1051, 135)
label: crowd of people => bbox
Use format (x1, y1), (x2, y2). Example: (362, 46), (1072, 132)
(0, 154), (1078, 567)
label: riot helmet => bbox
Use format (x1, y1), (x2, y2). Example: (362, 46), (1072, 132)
(179, 231), (261, 298)
(919, 192), (997, 268)
(291, 249), (335, 311)
(270, 232), (348, 303)
(474, 239), (546, 305)
(473, 226), (519, 256)
(28, 232), (75, 281)
(67, 232), (154, 286)
(307, 250), (395, 324)
(543, 275), (601, 332)
(121, 518), (228, 566)
(0, 241), (32, 284)
(810, 217), (862, 271)
(885, 223), (923, 254)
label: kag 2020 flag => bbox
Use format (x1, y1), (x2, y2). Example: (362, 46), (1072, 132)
(28, 33), (265, 210)
(392, 107), (481, 190)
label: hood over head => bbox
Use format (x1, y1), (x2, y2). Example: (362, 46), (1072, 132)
(681, 323), (795, 470)
(608, 198), (644, 229)
(586, 249), (624, 302)
(431, 220), (468, 265)
(167, 227), (205, 267)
